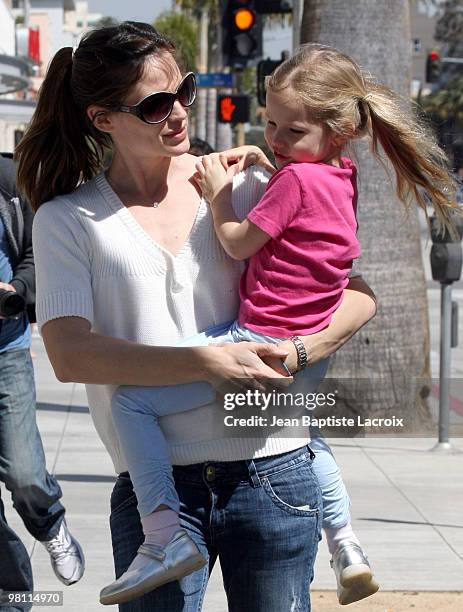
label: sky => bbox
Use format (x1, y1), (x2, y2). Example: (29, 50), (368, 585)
(88, 0), (172, 24)
(87, 1), (292, 59)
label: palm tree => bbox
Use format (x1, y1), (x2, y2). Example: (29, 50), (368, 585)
(301, 0), (432, 431)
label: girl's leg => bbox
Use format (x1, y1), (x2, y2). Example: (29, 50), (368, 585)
(308, 432), (352, 546)
(108, 471), (214, 612)
(309, 433), (379, 604)
(111, 320), (237, 520)
(102, 323), (236, 604)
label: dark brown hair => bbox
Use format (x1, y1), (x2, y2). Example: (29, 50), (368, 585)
(15, 21), (176, 211)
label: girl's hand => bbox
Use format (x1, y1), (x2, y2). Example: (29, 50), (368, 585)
(195, 153), (239, 203)
(219, 145), (276, 175)
(201, 341), (293, 394)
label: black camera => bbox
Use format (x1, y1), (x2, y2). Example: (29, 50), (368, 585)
(0, 288), (26, 319)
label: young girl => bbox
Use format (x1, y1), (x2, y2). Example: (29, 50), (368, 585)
(102, 43), (457, 606)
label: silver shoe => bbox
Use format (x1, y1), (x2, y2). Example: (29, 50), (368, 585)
(100, 530), (207, 606)
(41, 520), (85, 586)
(330, 541), (379, 605)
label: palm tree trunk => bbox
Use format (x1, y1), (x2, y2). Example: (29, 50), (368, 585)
(301, 0), (432, 432)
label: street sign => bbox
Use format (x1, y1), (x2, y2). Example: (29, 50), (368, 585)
(217, 94), (250, 124)
(196, 73), (234, 88)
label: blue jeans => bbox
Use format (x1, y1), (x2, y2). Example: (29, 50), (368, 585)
(110, 444), (322, 611)
(0, 349), (65, 609)
(112, 321), (350, 529)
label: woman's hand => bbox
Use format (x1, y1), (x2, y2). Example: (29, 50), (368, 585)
(195, 153), (239, 203)
(200, 341), (293, 394)
(219, 145), (276, 175)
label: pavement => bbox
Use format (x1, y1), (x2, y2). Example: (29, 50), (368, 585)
(2, 214), (463, 611)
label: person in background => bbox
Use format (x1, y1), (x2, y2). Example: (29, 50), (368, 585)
(0, 155), (85, 610)
(188, 137), (214, 157)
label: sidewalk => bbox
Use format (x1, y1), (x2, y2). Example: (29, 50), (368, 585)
(3, 223), (463, 610)
(3, 326), (462, 611)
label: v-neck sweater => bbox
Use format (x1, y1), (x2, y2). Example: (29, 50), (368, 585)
(32, 168), (311, 473)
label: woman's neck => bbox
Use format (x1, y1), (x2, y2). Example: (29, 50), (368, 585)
(107, 151), (175, 202)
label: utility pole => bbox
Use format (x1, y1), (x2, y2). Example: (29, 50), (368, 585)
(206, 88), (217, 149)
(216, 3), (233, 151)
(24, 0), (31, 27)
(195, 8), (209, 140)
(234, 67), (245, 146)
(292, 0), (303, 52)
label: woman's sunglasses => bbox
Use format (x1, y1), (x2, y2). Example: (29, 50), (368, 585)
(112, 72), (197, 125)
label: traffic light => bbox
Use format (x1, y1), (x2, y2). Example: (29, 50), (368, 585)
(255, 0), (293, 13)
(257, 58), (284, 106)
(217, 94), (250, 124)
(426, 50), (440, 83)
(222, 1), (263, 67)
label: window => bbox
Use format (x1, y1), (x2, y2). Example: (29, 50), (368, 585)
(412, 38), (422, 53)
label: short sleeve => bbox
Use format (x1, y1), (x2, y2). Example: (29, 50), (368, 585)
(348, 260), (361, 278)
(247, 167), (302, 238)
(231, 165), (271, 221)
(32, 198), (94, 332)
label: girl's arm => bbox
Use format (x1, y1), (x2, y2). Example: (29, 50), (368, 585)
(195, 153), (272, 260)
(209, 193), (271, 261)
(279, 276), (377, 372)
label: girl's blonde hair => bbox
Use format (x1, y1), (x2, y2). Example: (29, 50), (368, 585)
(267, 43), (459, 233)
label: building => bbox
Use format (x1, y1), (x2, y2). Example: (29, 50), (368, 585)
(0, 0), (33, 152)
(410, 0), (441, 96)
(0, 0), (103, 152)
(11, 0), (102, 90)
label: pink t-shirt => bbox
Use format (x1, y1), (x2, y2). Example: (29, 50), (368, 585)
(238, 158), (360, 337)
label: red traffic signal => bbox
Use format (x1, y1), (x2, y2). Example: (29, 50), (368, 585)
(218, 94), (250, 124)
(426, 50), (440, 83)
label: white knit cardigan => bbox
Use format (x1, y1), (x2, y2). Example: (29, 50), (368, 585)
(33, 167), (310, 472)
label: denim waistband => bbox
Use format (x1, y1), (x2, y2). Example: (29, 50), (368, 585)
(119, 444), (314, 488)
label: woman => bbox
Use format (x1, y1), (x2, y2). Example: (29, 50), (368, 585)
(16, 22), (376, 611)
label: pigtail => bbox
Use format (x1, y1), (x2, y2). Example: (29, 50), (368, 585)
(361, 85), (459, 233)
(15, 47), (105, 211)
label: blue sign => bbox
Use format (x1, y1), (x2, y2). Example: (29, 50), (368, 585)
(196, 73), (234, 88)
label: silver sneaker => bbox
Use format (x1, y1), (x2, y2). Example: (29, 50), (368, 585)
(41, 520), (85, 586)
(330, 541), (379, 605)
(100, 529), (207, 606)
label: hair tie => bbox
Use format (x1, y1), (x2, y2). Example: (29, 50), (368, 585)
(362, 92), (373, 104)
